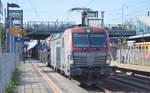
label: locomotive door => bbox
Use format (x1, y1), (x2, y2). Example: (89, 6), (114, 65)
(56, 47), (61, 68)
(61, 38), (65, 68)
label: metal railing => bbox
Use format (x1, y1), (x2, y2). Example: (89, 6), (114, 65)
(117, 46), (150, 65)
(24, 21), (76, 32)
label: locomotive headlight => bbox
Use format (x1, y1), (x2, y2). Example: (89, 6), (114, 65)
(70, 60), (74, 65)
(87, 29), (90, 33)
(69, 52), (73, 60)
(69, 53), (74, 64)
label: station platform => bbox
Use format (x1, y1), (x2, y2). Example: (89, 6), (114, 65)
(15, 60), (88, 93)
(110, 61), (150, 73)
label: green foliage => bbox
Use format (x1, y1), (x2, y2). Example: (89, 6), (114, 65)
(0, 26), (6, 45)
(5, 68), (20, 93)
(131, 61), (150, 67)
(143, 63), (150, 67)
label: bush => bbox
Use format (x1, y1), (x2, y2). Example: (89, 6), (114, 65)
(0, 26), (5, 45)
(5, 68), (20, 93)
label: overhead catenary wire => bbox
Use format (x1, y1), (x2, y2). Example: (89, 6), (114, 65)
(26, 0), (41, 21)
(15, 0), (19, 4)
(65, 0), (94, 22)
(107, 0), (150, 24)
(105, 0), (150, 23)
(107, 0), (150, 15)
(65, 11), (78, 21)
(85, 0), (95, 7)
(69, 0), (150, 24)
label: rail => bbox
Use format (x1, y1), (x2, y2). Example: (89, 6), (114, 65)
(112, 66), (150, 77)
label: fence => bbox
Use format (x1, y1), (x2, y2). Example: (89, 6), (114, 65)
(0, 53), (20, 93)
(117, 46), (150, 65)
(24, 21), (76, 32)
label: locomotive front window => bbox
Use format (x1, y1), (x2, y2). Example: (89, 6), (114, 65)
(90, 34), (106, 48)
(73, 33), (106, 48)
(73, 34), (89, 48)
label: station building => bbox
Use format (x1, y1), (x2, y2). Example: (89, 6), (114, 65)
(127, 16), (150, 42)
(136, 16), (150, 35)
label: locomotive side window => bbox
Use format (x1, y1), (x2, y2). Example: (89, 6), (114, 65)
(90, 34), (106, 48)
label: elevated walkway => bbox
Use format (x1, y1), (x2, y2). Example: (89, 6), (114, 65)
(24, 21), (136, 40)
(24, 21), (76, 39)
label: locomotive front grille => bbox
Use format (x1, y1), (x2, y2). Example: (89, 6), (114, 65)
(74, 56), (87, 65)
(73, 51), (107, 66)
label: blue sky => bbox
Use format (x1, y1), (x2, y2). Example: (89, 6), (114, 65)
(2, 0), (150, 24)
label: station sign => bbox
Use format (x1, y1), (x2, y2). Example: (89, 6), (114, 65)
(10, 27), (19, 35)
(15, 36), (23, 42)
(8, 10), (23, 19)
(10, 27), (27, 36)
(8, 9), (24, 35)
(8, 10), (23, 28)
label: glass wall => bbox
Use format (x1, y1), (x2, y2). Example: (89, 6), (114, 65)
(136, 17), (150, 35)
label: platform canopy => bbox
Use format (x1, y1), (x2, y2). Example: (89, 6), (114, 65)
(127, 34), (150, 42)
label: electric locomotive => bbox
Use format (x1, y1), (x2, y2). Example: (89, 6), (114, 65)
(48, 26), (112, 85)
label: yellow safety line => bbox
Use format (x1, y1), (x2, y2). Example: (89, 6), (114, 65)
(33, 63), (64, 93)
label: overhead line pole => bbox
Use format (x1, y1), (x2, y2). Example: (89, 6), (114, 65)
(122, 4), (125, 28)
(101, 11), (105, 28)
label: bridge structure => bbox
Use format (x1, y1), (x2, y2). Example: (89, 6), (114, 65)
(24, 21), (77, 39)
(24, 21), (136, 40)
(107, 29), (136, 43)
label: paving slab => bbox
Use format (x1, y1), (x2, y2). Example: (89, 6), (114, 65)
(15, 60), (88, 93)
(15, 61), (53, 93)
(35, 63), (88, 93)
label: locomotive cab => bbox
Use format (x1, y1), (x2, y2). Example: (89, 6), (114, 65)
(63, 27), (112, 84)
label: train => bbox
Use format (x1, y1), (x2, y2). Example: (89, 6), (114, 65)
(40, 26), (112, 85)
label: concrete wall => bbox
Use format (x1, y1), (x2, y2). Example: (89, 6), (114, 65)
(0, 53), (19, 93)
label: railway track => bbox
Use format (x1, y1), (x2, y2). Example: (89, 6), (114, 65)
(31, 62), (150, 93)
(83, 73), (150, 93)
(111, 74), (150, 92)
(80, 84), (111, 93)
